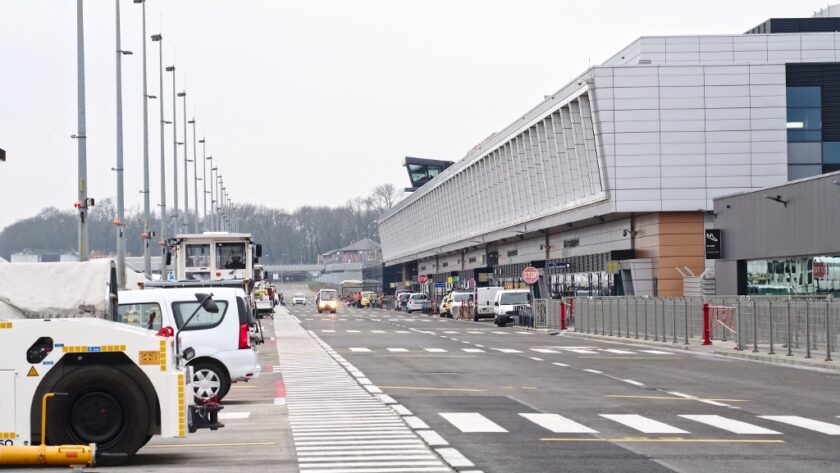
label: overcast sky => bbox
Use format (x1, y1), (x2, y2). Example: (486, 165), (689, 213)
(0, 0), (829, 229)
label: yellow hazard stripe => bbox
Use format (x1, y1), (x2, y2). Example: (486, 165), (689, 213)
(177, 373), (186, 437)
(0, 322), (12, 329)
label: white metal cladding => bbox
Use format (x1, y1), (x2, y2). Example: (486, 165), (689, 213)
(379, 89), (608, 262)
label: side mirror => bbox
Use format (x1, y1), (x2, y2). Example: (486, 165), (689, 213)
(165, 251), (172, 266)
(195, 293), (219, 313)
(494, 301), (499, 306)
(256, 244), (263, 258)
(182, 346), (196, 361)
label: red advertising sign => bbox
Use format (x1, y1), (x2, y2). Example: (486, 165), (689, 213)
(814, 261), (827, 279)
(418, 274), (429, 284)
(522, 266), (540, 284)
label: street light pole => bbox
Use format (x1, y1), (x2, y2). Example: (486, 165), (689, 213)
(135, 0), (152, 278)
(167, 66), (178, 236)
(207, 157), (214, 231)
(114, 0), (130, 288)
(200, 139), (207, 227)
(177, 90), (188, 233)
(188, 118), (198, 233)
(75, 0), (89, 261)
(152, 32), (166, 277)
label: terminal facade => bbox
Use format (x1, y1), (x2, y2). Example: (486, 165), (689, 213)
(379, 13), (840, 297)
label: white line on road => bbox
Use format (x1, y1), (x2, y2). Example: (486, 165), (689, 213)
(552, 362), (569, 367)
(404, 416), (430, 429)
(462, 348), (485, 353)
(218, 411), (251, 420)
(349, 347), (371, 352)
(491, 348), (522, 353)
(602, 349), (634, 354)
(600, 414), (689, 434)
(583, 369), (603, 374)
(622, 379), (645, 387)
(439, 413), (508, 433)
(639, 350), (671, 355)
(529, 357), (544, 361)
(679, 415), (781, 434)
(531, 348), (559, 354)
(415, 430), (449, 446)
(424, 348), (447, 353)
(759, 416), (840, 435)
(519, 413), (598, 433)
(387, 348), (409, 352)
(435, 447), (475, 468)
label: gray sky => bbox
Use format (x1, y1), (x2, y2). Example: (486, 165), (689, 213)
(0, 0), (827, 229)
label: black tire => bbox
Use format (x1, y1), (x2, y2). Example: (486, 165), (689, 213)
(331, 310), (336, 314)
(473, 315), (479, 322)
(47, 365), (150, 460)
(190, 360), (231, 402)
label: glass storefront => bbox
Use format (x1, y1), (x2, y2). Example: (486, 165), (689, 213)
(548, 272), (612, 298)
(745, 255), (840, 295)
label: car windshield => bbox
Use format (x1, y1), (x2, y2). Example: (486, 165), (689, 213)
(452, 292), (472, 302)
(320, 291), (336, 301)
(294, 293), (304, 298)
(216, 242), (247, 270)
(500, 292), (530, 305)
(411, 294), (427, 300)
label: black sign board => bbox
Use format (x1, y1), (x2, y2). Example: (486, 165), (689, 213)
(705, 229), (722, 259)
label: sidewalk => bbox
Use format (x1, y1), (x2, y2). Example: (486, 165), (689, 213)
(558, 328), (839, 372)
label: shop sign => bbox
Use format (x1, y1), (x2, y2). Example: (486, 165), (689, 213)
(705, 229), (722, 259)
(447, 276), (454, 284)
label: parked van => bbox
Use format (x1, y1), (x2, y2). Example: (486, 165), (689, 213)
(316, 289), (338, 313)
(118, 287), (261, 401)
(493, 289), (532, 327)
(474, 286), (502, 321)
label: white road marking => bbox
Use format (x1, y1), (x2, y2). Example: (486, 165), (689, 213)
(321, 330), (336, 333)
(552, 362), (569, 367)
(679, 415), (781, 435)
(515, 331), (533, 335)
(622, 379), (645, 387)
(519, 413), (598, 433)
(395, 330), (411, 334)
(640, 350), (671, 355)
(346, 330), (361, 333)
(475, 344), (485, 348)
(387, 348), (409, 352)
(435, 447), (475, 468)
(583, 369), (603, 374)
(531, 348), (559, 354)
(529, 357), (544, 361)
(404, 416), (430, 429)
(462, 348), (485, 353)
(759, 416), (840, 435)
(349, 347), (371, 352)
(668, 391), (732, 408)
(602, 349), (635, 354)
(392, 405), (413, 416)
(600, 414), (689, 434)
(439, 413), (508, 433)
(219, 411), (251, 420)
(565, 348), (598, 354)
(490, 331), (507, 335)
(491, 348), (522, 353)
(415, 430), (448, 446)
(424, 348), (447, 353)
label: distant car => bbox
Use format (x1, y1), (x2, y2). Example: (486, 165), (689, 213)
(493, 289), (532, 327)
(394, 291), (412, 310)
(406, 293), (429, 314)
(474, 286), (503, 321)
(449, 291), (474, 319)
(316, 289), (337, 313)
(292, 292), (307, 305)
(438, 292), (453, 317)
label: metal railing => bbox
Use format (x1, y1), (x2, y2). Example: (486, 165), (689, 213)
(566, 296), (838, 361)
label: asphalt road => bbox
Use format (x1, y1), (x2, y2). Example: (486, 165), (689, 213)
(286, 290), (840, 473)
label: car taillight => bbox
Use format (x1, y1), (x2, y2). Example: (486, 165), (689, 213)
(239, 323), (250, 349)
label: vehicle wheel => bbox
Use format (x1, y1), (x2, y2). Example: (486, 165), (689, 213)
(317, 309), (322, 314)
(47, 365), (150, 460)
(331, 310), (336, 314)
(190, 360), (230, 402)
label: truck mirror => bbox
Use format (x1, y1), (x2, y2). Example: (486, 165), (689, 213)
(165, 251), (172, 266)
(255, 244), (263, 258)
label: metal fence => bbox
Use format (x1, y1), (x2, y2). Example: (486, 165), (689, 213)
(567, 296), (839, 361)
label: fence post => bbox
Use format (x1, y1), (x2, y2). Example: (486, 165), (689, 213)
(672, 300), (678, 344)
(654, 299), (660, 341)
(806, 300), (812, 359)
(768, 301), (775, 355)
(616, 299), (621, 337)
(609, 299), (614, 336)
(736, 300), (743, 351)
(644, 299), (649, 340)
(703, 303), (712, 345)
(634, 299), (639, 339)
(684, 299), (689, 345)
(601, 299), (606, 335)
(752, 299), (759, 353)
(787, 300), (793, 357)
(826, 300), (832, 362)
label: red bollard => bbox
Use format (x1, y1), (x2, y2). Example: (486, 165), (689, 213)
(560, 301), (567, 330)
(703, 303), (712, 345)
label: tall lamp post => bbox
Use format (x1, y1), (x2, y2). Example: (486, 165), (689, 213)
(151, 32), (166, 277)
(166, 66), (178, 236)
(177, 90), (188, 233)
(134, 0), (152, 278)
(199, 138), (207, 229)
(114, 0), (132, 288)
(188, 118), (198, 233)
(207, 156), (215, 230)
(74, 0), (89, 261)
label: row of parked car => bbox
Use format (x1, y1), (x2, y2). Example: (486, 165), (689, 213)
(393, 287), (532, 326)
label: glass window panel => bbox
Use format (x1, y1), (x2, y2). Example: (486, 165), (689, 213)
(185, 244), (211, 268)
(824, 163), (840, 173)
(172, 300), (228, 330)
(787, 130), (822, 142)
(788, 142), (822, 164)
(216, 243), (247, 270)
(788, 164), (822, 180)
(822, 142), (840, 164)
(786, 108), (821, 130)
(786, 86), (821, 108)
(118, 303), (163, 330)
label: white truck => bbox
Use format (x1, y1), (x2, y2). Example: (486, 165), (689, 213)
(0, 260), (223, 465)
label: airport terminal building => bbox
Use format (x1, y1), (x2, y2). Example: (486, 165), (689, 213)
(379, 13), (840, 297)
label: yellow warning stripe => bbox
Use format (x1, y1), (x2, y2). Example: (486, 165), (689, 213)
(0, 432), (16, 439)
(160, 340), (168, 372)
(0, 321), (13, 329)
(61, 345), (126, 353)
(177, 373), (186, 437)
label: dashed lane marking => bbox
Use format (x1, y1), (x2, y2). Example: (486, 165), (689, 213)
(439, 413), (508, 433)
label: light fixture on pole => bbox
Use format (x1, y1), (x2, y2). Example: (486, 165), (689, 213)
(135, 0), (152, 278)
(166, 65), (179, 236)
(152, 32), (167, 277)
(177, 90), (188, 233)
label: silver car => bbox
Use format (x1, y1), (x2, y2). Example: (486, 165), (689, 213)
(405, 293), (429, 314)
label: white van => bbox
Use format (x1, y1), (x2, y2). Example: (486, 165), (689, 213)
(316, 289), (338, 313)
(474, 287), (502, 321)
(118, 287), (261, 401)
(493, 289), (532, 327)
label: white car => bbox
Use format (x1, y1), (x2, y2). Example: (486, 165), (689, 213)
(474, 286), (502, 320)
(293, 292), (307, 305)
(493, 289), (532, 327)
(405, 293), (429, 313)
(448, 291), (474, 319)
(118, 287), (261, 401)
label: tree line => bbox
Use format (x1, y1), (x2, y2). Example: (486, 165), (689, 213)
(0, 184), (398, 264)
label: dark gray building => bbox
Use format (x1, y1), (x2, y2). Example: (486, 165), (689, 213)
(713, 171), (840, 295)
